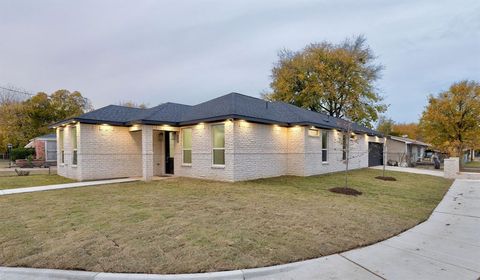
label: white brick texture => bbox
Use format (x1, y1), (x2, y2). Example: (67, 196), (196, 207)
(58, 121), (383, 182)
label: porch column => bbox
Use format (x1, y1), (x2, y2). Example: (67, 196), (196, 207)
(142, 125), (154, 181)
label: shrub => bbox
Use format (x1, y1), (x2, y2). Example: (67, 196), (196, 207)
(10, 147), (35, 161)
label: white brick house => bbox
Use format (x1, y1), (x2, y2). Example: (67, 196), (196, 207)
(52, 93), (384, 182)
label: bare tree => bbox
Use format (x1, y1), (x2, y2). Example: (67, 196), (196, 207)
(333, 119), (362, 190)
(0, 85), (31, 105)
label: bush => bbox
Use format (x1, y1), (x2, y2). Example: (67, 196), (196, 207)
(10, 147), (35, 161)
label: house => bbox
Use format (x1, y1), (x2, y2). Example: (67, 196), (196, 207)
(24, 133), (57, 166)
(385, 135), (429, 167)
(50, 93), (384, 182)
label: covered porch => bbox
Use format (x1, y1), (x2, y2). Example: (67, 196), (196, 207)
(129, 124), (180, 181)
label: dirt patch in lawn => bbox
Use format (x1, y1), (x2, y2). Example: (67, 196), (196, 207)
(0, 169), (452, 274)
(329, 187), (363, 196)
(375, 176), (397, 181)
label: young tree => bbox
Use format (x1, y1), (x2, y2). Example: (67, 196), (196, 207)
(264, 35), (387, 128)
(334, 119), (367, 191)
(420, 80), (480, 157)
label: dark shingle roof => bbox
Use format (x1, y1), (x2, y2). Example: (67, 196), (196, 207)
(51, 92), (381, 136)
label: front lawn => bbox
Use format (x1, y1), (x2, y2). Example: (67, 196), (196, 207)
(0, 169), (452, 274)
(0, 174), (74, 190)
(465, 160), (480, 168)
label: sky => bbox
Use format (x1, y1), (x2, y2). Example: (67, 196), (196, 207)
(0, 0), (479, 123)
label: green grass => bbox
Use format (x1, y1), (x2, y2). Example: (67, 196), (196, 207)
(0, 169), (452, 274)
(465, 161), (480, 168)
(0, 174), (74, 189)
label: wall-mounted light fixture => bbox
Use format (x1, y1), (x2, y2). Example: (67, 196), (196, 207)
(99, 124), (113, 132)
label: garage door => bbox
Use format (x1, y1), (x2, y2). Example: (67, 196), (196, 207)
(368, 142), (384, 167)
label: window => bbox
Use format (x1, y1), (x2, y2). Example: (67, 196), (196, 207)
(46, 140), (57, 161)
(182, 128), (192, 164)
(59, 129), (64, 164)
(321, 130), (328, 162)
(212, 124), (225, 165)
(308, 128), (320, 137)
(71, 125), (78, 165)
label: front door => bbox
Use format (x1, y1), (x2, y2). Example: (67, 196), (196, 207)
(165, 131), (175, 174)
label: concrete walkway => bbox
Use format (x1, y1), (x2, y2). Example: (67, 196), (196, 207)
(370, 165), (445, 177)
(1, 179), (479, 279)
(0, 178), (139, 196)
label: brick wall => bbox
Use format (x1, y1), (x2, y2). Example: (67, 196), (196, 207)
(174, 120), (235, 181)
(286, 126), (306, 176)
(58, 121), (382, 182)
(33, 140), (45, 160)
(233, 121), (289, 181)
(58, 123), (143, 181)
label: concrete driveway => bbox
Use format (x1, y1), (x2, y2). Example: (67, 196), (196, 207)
(1, 179), (479, 280)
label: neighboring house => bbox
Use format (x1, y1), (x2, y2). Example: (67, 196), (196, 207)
(386, 135), (429, 167)
(24, 133), (57, 166)
(50, 93), (384, 182)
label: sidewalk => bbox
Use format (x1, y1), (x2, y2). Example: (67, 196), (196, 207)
(1, 178), (479, 279)
(0, 178), (139, 196)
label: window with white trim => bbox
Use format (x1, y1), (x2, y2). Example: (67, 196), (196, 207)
(59, 129), (65, 164)
(182, 128), (192, 164)
(71, 125), (78, 165)
(212, 124), (225, 165)
(321, 130), (328, 162)
(46, 140), (57, 161)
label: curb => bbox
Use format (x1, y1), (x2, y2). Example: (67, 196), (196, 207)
(0, 267), (244, 280)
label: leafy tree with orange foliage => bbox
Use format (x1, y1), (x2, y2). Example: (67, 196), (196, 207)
(391, 123), (421, 140)
(420, 80), (480, 156)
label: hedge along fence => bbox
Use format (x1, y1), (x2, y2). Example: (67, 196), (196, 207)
(10, 147), (35, 161)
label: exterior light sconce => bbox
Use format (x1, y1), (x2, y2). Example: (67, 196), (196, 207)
(239, 120), (249, 128)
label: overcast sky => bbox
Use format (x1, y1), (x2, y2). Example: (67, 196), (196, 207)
(1, 0), (479, 123)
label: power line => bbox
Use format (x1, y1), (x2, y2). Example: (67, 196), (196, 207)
(0, 86), (34, 96)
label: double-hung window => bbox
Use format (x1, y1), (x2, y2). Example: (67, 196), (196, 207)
(59, 129), (65, 164)
(321, 130), (328, 162)
(46, 140), (57, 161)
(71, 125), (78, 165)
(212, 124), (225, 165)
(342, 133), (347, 160)
(182, 128), (192, 164)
